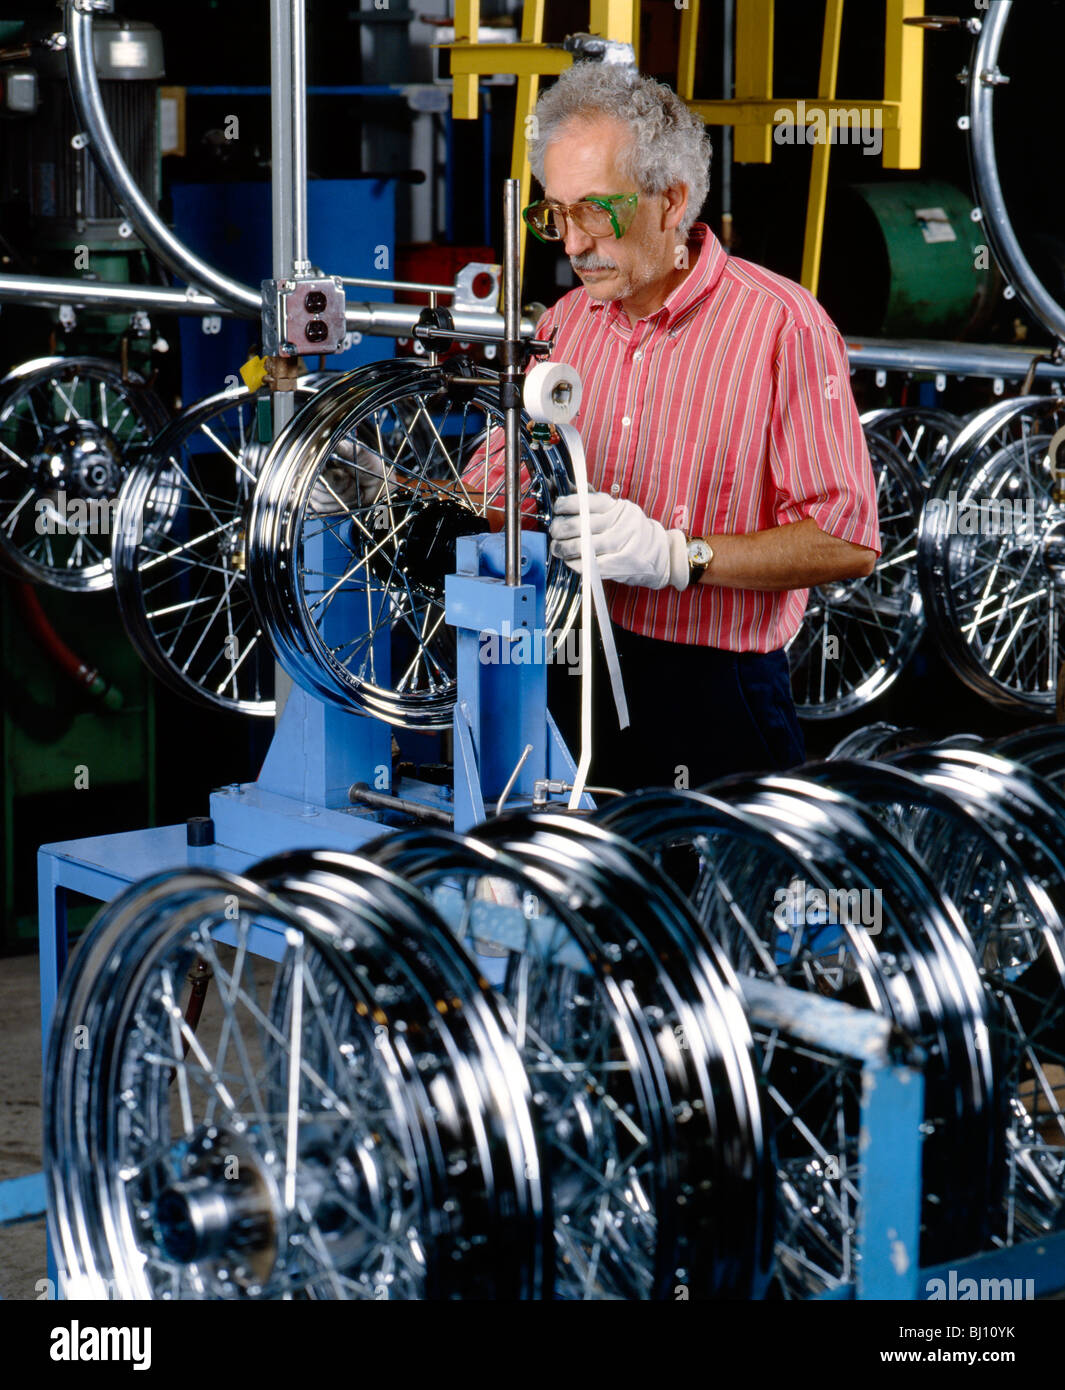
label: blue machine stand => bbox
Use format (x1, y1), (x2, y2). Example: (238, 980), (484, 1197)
(34, 529), (585, 1057)
(447, 532), (590, 829)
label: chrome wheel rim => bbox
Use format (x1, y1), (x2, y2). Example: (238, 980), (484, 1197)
(919, 397), (1065, 711)
(112, 386), (306, 716)
(45, 864), (545, 1299)
(247, 361), (579, 729)
(860, 406), (962, 481)
(809, 753), (1065, 1242)
(788, 433), (924, 719)
(597, 782), (997, 1292)
(0, 355), (168, 591)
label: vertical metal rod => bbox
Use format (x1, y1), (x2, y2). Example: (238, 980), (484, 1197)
(270, 0), (295, 289)
(502, 177), (522, 586)
(428, 290), (439, 367)
(291, 0), (310, 271)
(269, 0), (307, 722)
(270, 0), (310, 436)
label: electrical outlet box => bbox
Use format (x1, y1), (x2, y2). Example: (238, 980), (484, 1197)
(261, 275), (347, 356)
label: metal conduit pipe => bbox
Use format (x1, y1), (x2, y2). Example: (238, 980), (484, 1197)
(845, 337), (1065, 382)
(0, 273), (539, 342)
(32, 7), (547, 343)
(0, 272), (237, 316)
(65, 1), (260, 314)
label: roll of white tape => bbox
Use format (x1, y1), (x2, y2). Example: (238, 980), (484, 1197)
(524, 361), (582, 425)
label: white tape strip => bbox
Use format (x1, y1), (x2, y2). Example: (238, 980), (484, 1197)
(523, 362), (629, 808)
(556, 423), (629, 808)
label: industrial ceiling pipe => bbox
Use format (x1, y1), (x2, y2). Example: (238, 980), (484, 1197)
(0, 272), (234, 316)
(22, 3), (542, 341)
(0, 272), (537, 341)
(65, 0), (260, 314)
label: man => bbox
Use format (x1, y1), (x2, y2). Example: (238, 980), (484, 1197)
(522, 63), (879, 790)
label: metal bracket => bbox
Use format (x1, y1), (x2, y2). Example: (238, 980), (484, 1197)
(562, 33), (636, 67)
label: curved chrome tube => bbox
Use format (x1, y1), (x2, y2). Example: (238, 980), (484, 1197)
(969, 2), (1065, 343)
(66, 3), (260, 313)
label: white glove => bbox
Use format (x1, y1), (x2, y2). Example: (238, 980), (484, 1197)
(308, 438), (394, 515)
(549, 491), (689, 591)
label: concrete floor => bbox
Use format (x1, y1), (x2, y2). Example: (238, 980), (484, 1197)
(0, 953), (47, 1301)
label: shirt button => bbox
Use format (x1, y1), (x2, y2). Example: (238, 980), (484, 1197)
(633, 349), (643, 361)
(621, 415), (631, 427)
(610, 483), (621, 497)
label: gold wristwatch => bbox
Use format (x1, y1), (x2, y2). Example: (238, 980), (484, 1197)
(686, 536), (714, 585)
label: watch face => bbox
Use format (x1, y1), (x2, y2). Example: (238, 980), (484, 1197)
(688, 538), (713, 566)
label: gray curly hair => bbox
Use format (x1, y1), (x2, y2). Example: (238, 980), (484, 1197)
(528, 65), (712, 237)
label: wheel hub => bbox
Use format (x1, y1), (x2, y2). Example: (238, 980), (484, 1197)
(822, 578), (858, 603)
(147, 1128), (277, 1288)
(31, 421), (124, 499)
(143, 1121), (390, 1293)
(383, 496), (486, 601)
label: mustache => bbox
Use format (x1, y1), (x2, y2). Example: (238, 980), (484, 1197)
(571, 252), (617, 272)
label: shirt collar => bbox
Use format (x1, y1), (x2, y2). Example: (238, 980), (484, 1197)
(583, 223), (727, 328)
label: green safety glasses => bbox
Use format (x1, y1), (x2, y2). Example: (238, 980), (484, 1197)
(522, 192), (640, 243)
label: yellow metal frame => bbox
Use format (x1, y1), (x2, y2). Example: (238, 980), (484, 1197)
(445, 1), (639, 268)
(444, 1), (924, 294)
(680, 0), (925, 295)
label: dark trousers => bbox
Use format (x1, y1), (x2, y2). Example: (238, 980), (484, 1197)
(549, 624), (805, 793)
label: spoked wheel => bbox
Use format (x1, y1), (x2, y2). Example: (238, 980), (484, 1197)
(113, 386), (292, 716)
(45, 864), (545, 1300)
(0, 356), (168, 590)
(918, 396), (1065, 711)
(247, 360), (580, 729)
(787, 434), (924, 719)
(368, 821), (773, 1301)
(995, 724), (1065, 788)
(806, 753), (1065, 1243)
(860, 407), (963, 481)
(597, 783), (997, 1295)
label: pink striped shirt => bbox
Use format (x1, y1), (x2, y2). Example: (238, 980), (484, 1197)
(489, 223), (880, 652)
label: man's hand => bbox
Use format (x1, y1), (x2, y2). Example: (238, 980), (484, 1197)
(549, 491), (689, 591)
(308, 438), (396, 515)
